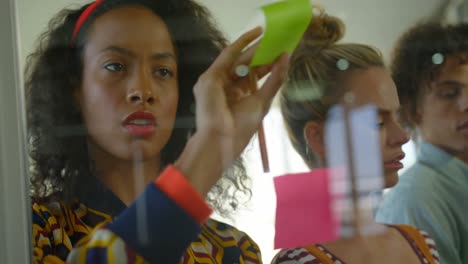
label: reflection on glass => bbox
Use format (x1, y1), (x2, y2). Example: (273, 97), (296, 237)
(14, 0), (468, 263)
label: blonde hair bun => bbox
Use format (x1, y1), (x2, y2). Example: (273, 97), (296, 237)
(300, 7), (345, 49)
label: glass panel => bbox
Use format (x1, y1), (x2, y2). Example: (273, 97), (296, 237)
(0, 0), (32, 263)
(13, 0), (468, 263)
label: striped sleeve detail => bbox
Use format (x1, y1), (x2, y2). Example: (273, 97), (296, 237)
(314, 245), (345, 264)
(419, 229), (440, 264)
(272, 247), (328, 264)
(394, 224), (440, 264)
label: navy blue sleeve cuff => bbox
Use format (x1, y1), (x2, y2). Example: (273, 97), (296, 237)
(107, 183), (202, 263)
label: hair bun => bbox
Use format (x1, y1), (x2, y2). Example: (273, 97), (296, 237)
(299, 8), (345, 50)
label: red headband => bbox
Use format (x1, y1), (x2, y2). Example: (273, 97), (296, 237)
(71, 0), (105, 44)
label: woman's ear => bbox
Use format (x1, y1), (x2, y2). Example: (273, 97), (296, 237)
(303, 120), (325, 161)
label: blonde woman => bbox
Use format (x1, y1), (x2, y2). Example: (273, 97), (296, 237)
(273, 10), (439, 264)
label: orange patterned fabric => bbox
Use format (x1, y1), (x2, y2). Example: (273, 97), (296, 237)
(393, 224), (440, 264)
(33, 199), (262, 264)
(272, 224), (440, 264)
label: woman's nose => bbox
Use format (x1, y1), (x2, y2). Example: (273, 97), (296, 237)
(127, 89), (155, 105)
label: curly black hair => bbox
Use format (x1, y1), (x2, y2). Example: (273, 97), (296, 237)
(26, 0), (251, 217)
(391, 22), (468, 135)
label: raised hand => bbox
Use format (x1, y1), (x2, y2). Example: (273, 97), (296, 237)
(175, 27), (289, 195)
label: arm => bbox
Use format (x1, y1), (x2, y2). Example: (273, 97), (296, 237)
(174, 27), (289, 197)
(32, 166), (211, 264)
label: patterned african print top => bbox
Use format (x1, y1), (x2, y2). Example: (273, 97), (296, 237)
(32, 168), (261, 264)
(271, 225), (439, 264)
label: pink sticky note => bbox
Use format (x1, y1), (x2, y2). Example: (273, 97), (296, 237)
(273, 169), (341, 249)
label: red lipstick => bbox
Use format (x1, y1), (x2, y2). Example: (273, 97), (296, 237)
(122, 111), (156, 137)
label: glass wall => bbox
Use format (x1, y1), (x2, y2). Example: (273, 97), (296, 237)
(3, 0), (467, 263)
(0, 0), (31, 263)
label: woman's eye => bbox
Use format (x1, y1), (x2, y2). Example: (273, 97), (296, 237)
(439, 87), (460, 99)
(104, 63), (124, 72)
(377, 121), (385, 129)
(154, 68), (174, 78)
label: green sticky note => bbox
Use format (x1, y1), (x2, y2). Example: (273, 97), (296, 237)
(251, 0), (313, 67)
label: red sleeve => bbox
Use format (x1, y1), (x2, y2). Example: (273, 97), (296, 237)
(155, 165), (213, 224)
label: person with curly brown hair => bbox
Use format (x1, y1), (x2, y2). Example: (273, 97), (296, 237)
(27, 0), (289, 263)
(376, 22), (468, 264)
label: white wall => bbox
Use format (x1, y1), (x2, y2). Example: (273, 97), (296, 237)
(15, 0), (444, 262)
(197, 0), (444, 63)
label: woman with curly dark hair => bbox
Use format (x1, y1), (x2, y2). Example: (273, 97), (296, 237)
(27, 0), (289, 263)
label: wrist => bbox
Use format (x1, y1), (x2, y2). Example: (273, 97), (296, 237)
(155, 165), (213, 224)
(174, 132), (225, 196)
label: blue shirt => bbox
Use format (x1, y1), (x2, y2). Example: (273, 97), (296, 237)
(376, 142), (468, 264)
